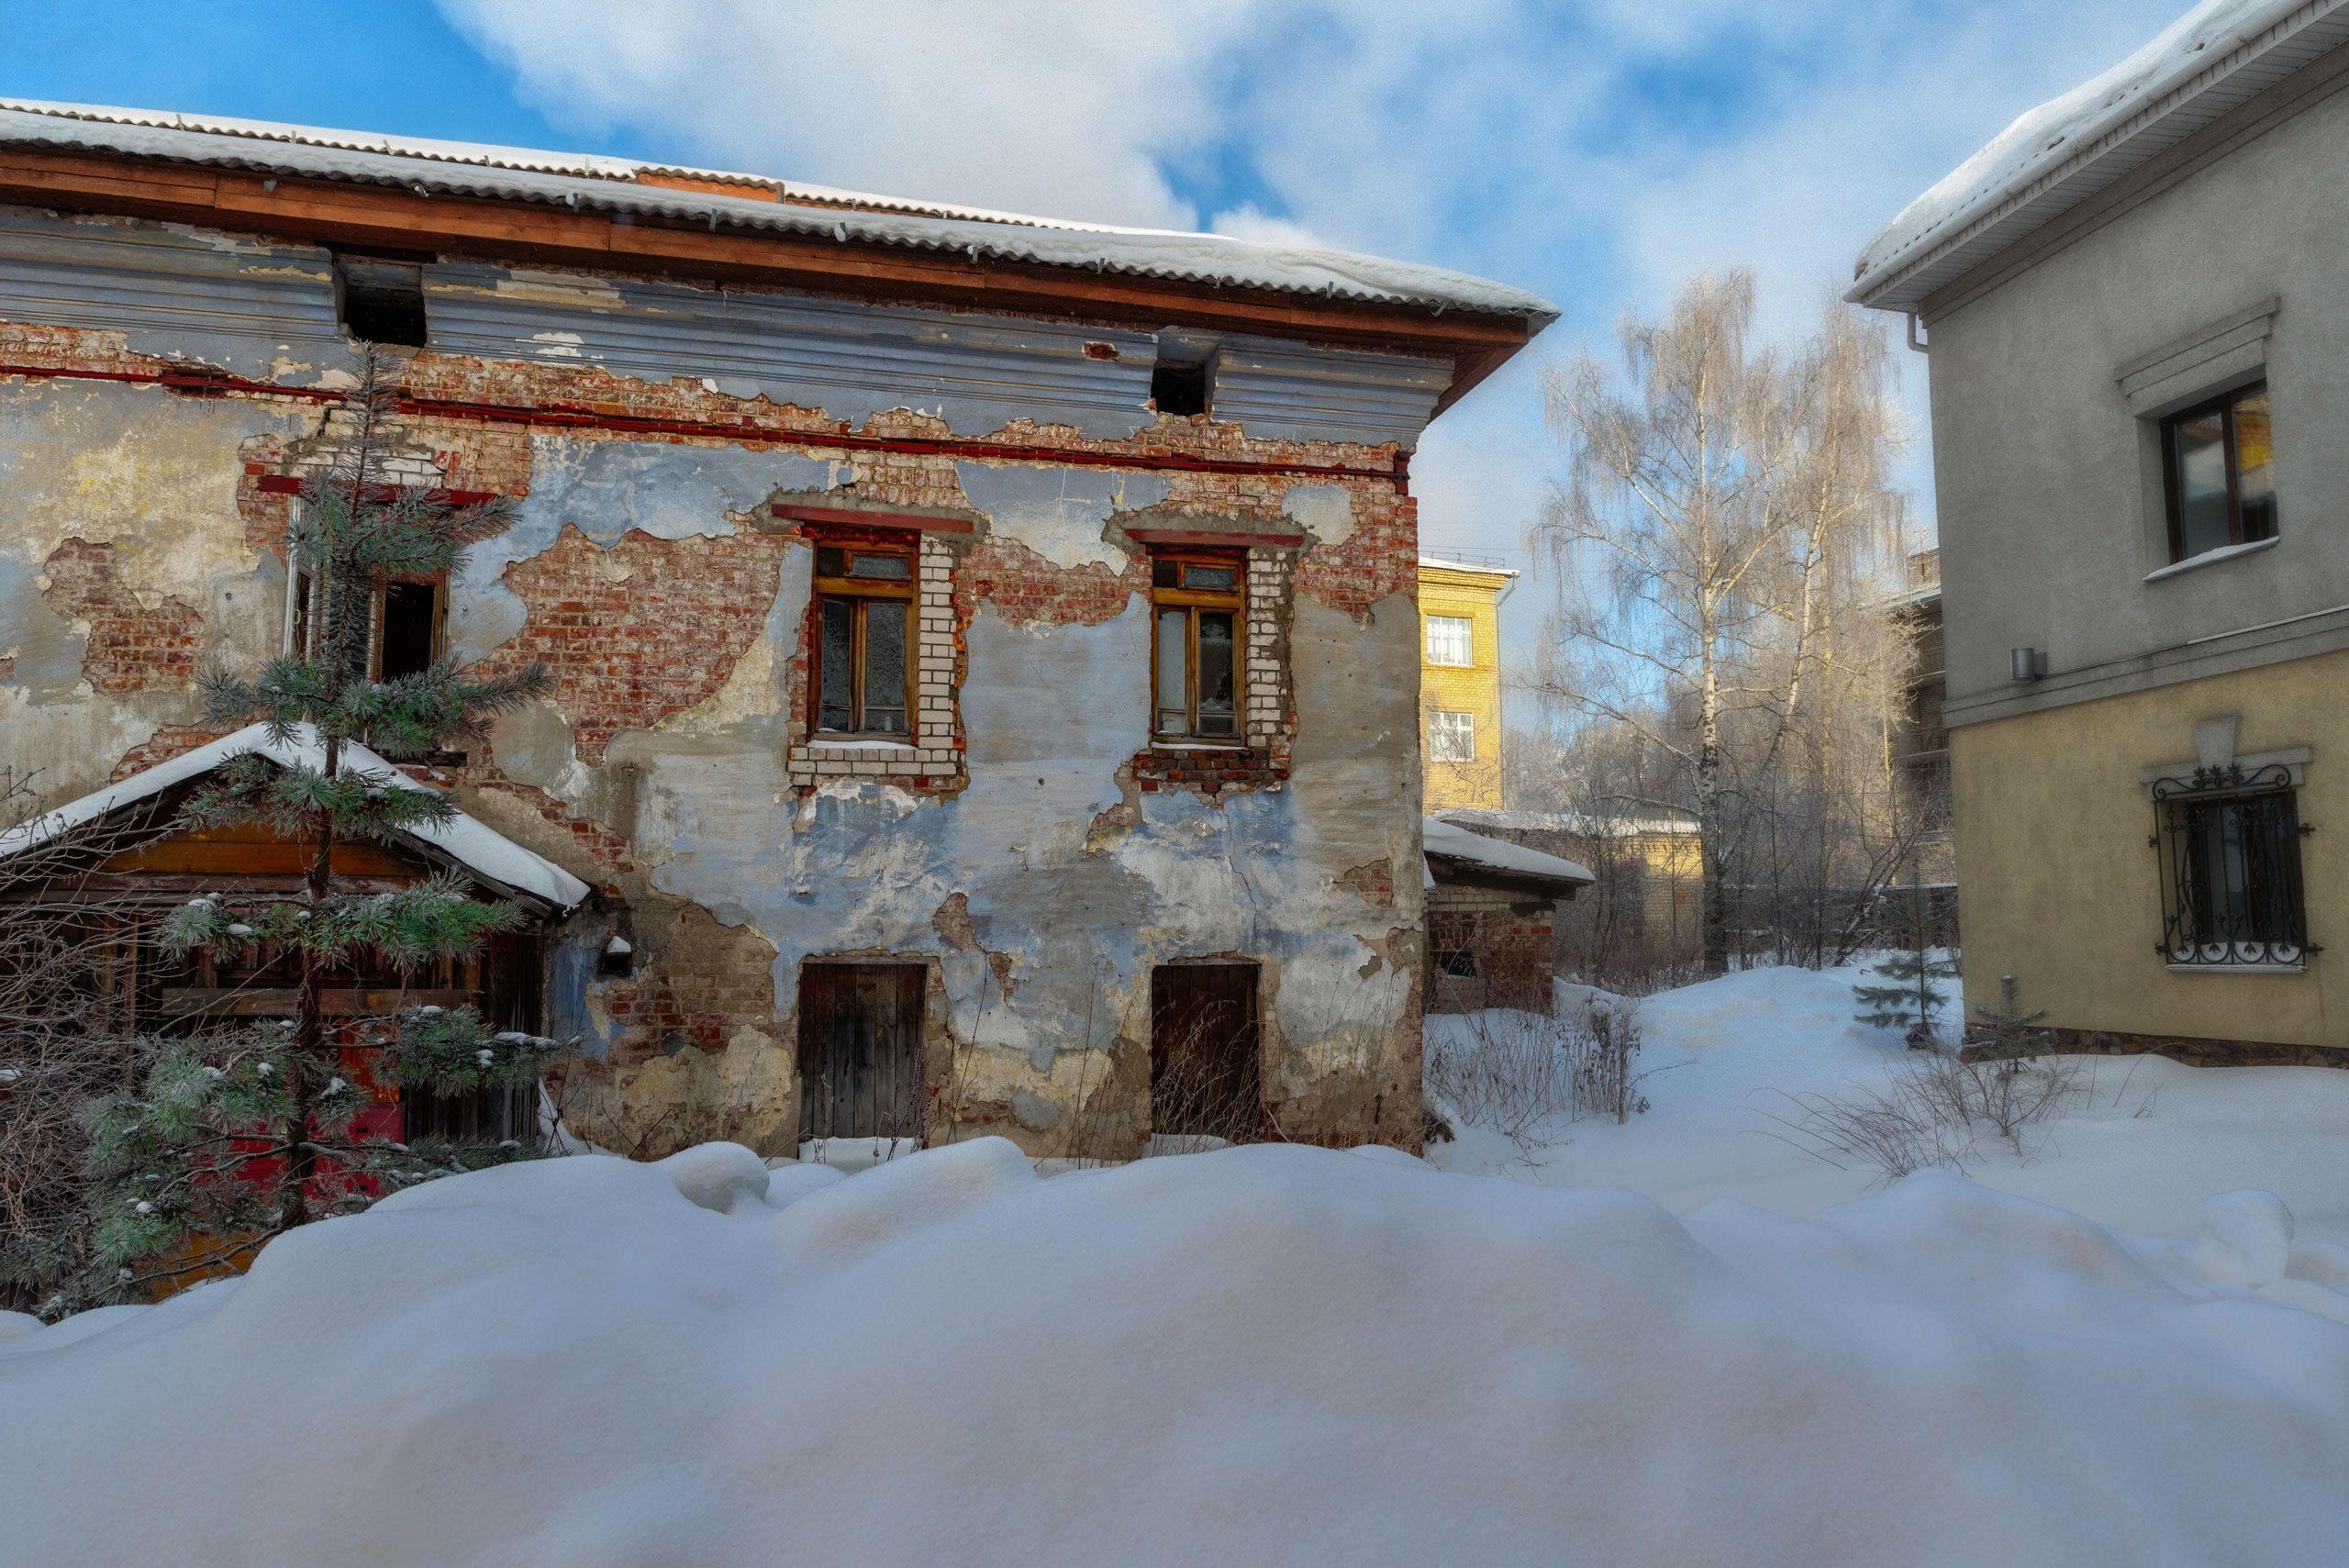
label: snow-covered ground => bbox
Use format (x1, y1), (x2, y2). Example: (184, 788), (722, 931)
(1427, 965), (2349, 1246)
(4, 1133), (2348, 1566)
(4, 967), (2348, 1564)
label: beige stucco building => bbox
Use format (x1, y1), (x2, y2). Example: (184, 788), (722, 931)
(1850, 6), (2349, 1061)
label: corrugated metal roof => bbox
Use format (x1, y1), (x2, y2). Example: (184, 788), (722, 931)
(0, 97), (1558, 323)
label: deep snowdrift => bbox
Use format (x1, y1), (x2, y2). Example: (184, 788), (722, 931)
(5, 1138), (2348, 1566)
(1429, 966), (2349, 1245)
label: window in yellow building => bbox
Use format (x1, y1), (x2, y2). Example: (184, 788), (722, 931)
(1424, 614), (1473, 667)
(1429, 709), (1475, 762)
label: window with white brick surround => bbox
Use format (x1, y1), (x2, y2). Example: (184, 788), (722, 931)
(787, 528), (962, 786)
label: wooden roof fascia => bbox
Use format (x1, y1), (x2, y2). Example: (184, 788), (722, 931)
(0, 150), (1538, 405)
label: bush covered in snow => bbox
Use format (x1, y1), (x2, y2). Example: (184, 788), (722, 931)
(5, 1137), (2349, 1565)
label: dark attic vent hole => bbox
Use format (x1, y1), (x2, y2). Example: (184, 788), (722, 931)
(1151, 358), (1209, 417)
(334, 252), (429, 348)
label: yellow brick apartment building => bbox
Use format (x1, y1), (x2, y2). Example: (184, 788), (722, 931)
(1418, 558), (1515, 811)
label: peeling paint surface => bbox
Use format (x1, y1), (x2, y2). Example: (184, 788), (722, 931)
(1, 205), (1443, 1158)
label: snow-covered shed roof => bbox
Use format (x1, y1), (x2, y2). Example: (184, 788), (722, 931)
(1850, 0), (2349, 312)
(0, 724), (591, 913)
(1423, 817), (1594, 893)
(0, 98), (1558, 324)
(1438, 806), (1699, 840)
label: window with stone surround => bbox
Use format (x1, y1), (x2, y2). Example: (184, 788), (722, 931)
(1151, 548), (1244, 740)
(2161, 383), (2277, 562)
(787, 526), (962, 787)
(1429, 709), (1475, 763)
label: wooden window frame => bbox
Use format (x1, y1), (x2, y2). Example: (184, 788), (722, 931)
(289, 564), (447, 682)
(2161, 382), (2276, 562)
(1149, 548), (1247, 741)
(809, 532), (919, 739)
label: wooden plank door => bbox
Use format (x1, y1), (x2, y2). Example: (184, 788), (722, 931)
(797, 962), (925, 1142)
(1150, 962), (1262, 1140)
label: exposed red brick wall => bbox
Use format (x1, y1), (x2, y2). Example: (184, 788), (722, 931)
(495, 523), (785, 763)
(969, 535), (1141, 628)
(107, 727), (230, 782)
(1291, 485), (1419, 621)
(41, 539), (204, 695)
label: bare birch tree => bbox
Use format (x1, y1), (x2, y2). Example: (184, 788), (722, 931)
(1531, 272), (1909, 973)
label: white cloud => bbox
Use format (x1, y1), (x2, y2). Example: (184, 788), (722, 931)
(436, 0), (2193, 560)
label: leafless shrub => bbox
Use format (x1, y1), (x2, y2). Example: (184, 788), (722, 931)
(0, 767), (175, 1307)
(1425, 999), (1648, 1155)
(1765, 1047), (2090, 1183)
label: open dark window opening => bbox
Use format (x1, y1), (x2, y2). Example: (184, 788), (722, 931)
(2161, 383), (2276, 562)
(332, 252), (429, 349)
(811, 536), (917, 736)
(292, 569), (444, 683)
(1150, 961), (1262, 1141)
(1150, 549), (1243, 740)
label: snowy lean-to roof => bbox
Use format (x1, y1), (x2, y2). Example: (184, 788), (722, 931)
(0, 98), (1558, 324)
(1438, 806), (1698, 840)
(1850, 0), (2349, 311)
(0, 724), (590, 912)
(1422, 817), (1594, 890)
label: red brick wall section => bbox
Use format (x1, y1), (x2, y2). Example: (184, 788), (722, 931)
(495, 524), (785, 764)
(40, 539), (204, 695)
(969, 535), (1142, 628)
(1291, 485), (1419, 623)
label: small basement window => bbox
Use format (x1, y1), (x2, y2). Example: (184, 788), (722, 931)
(1151, 550), (1243, 740)
(812, 538), (917, 736)
(333, 253), (429, 348)
(2163, 383), (2276, 562)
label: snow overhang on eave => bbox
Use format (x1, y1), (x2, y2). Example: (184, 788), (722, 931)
(0, 724), (592, 915)
(1847, 0), (2349, 315)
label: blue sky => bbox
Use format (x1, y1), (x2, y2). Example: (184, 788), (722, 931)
(5, 0), (2192, 638)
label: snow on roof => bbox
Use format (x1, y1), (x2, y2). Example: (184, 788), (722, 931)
(0, 723), (590, 911)
(1850, 0), (2349, 311)
(1422, 817), (1594, 888)
(0, 98), (1558, 324)
(1438, 806), (1699, 839)
(1417, 556), (1519, 579)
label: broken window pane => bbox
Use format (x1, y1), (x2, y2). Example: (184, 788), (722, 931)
(818, 596), (853, 730)
(817, 546), (848, 578)
(863, 599), (909, 734)
(1197, 611), (1236, 736)
(1156, 606), (1188, 733)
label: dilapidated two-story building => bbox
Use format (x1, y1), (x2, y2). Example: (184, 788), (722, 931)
(0, 101), (1553, 1155)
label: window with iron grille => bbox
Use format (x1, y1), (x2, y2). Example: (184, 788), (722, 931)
(812, 538), (917, 736)
(1428, 709), (1475, 763)
(2150, 764), (2312, 967)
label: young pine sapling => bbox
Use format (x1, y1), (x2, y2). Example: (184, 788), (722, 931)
(72, 349), (565, 1307)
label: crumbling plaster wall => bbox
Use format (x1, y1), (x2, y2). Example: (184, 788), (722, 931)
(0, 211), (1435, 1158)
